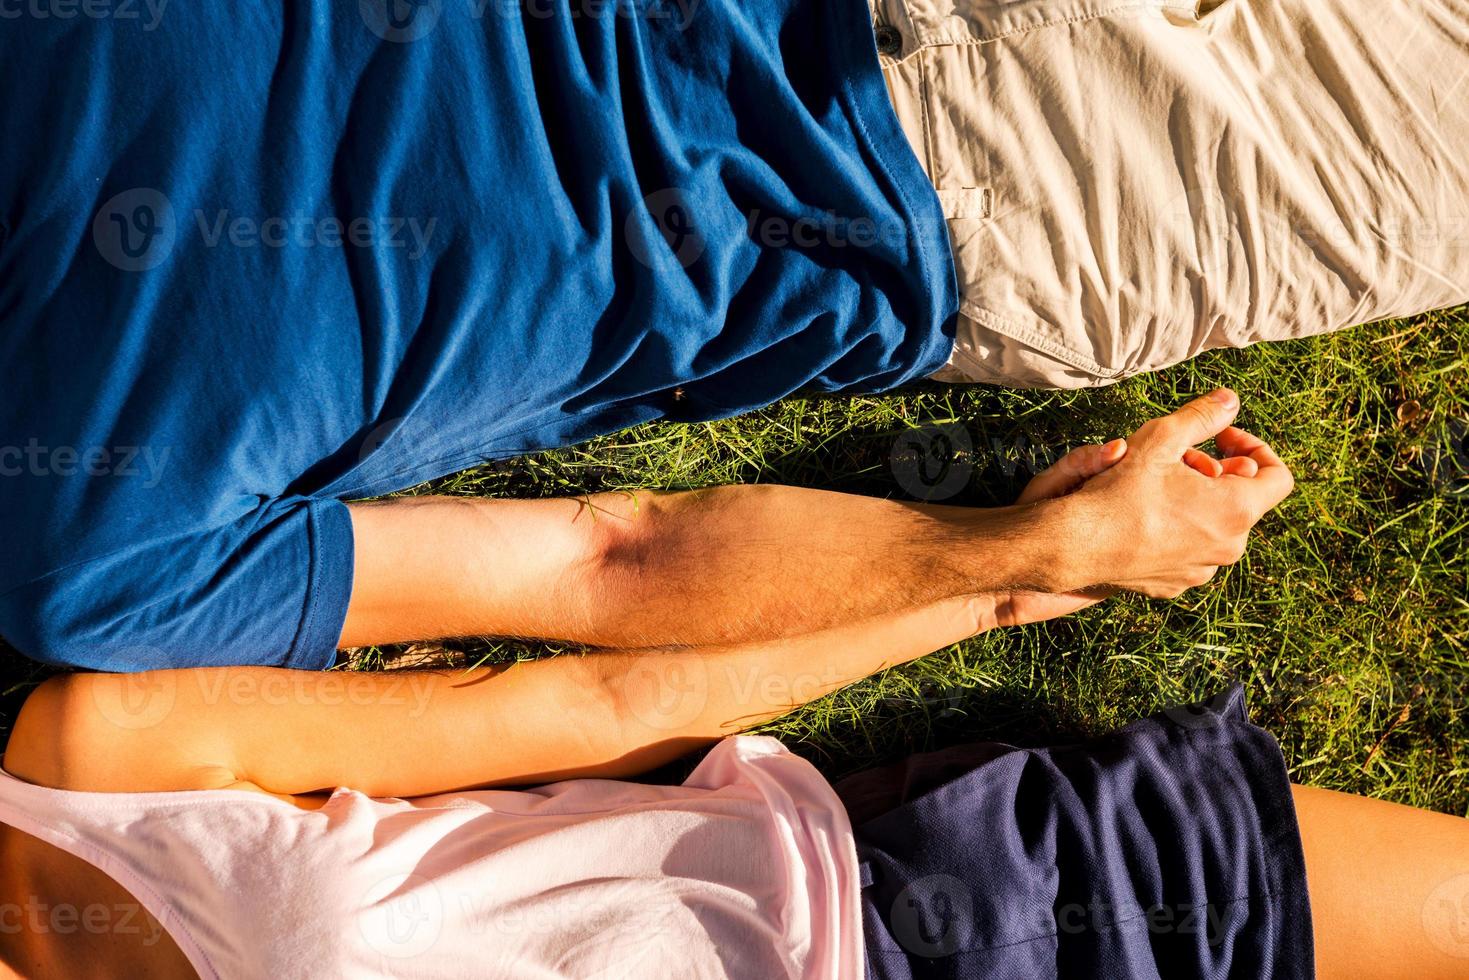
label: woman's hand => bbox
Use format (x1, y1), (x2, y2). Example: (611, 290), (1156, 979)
(986, 439), (1129, 627)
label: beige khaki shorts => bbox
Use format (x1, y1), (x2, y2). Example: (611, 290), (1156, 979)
(872, 0), (1469, 387)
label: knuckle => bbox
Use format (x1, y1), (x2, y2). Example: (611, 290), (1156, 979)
(1136, 418), (1165, 440)
(1180, 402), (1219, 430)
(1182, 402), (1212, 422)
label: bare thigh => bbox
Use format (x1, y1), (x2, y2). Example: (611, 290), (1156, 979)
(1293, 784), (1469, 979)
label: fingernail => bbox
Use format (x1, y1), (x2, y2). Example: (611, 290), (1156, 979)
(1103, 438), (1126, 458)
(1211, 389), (1238, 408)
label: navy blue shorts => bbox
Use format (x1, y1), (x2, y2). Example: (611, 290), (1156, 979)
(835, 686), (1314, 979)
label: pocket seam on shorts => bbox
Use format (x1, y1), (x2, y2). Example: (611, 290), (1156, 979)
(920, 1), (1198, 47)
(916, 49), (938, 174)
(936, 188), (994, 220)
(959, 301), (1121, 379)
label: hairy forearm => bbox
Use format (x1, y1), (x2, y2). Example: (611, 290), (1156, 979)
(342, 487), (1071, 650)
(7, 598), (990, 798)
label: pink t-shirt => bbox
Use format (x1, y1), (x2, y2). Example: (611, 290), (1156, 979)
(0, 736), (864, 979)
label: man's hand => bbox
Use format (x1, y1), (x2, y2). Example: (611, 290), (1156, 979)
(1054, 388), (1295, 599)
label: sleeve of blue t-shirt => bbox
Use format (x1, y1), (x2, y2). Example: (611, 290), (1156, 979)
(0, 496), (354, 672)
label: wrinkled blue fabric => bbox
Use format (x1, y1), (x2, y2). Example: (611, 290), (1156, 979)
(0, 0), (957, 669)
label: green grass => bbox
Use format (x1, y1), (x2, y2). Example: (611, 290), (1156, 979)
(3, 310), (1467, 814)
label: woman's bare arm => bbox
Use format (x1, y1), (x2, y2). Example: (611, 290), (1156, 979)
(3, 596), (991, 802)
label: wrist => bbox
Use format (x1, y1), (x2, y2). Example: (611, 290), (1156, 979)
(1044, 492), (1112, 593)
(1003, 493), (1104, 595)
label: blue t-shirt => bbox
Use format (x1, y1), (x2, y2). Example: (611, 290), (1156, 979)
(0, 0), (957, 670)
